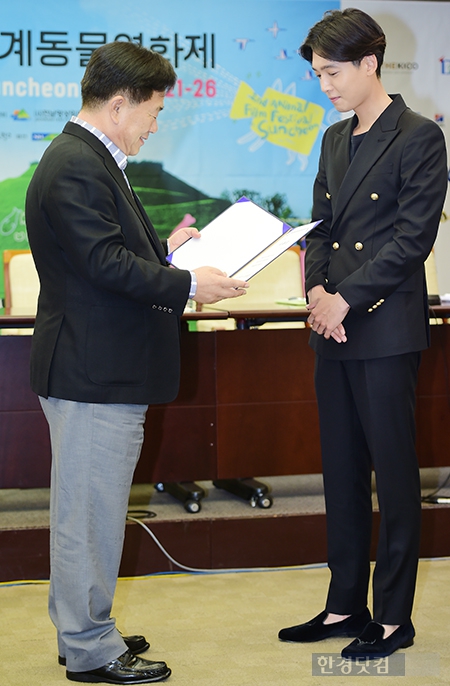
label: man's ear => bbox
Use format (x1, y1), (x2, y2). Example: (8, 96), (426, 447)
(363, 54), (378, 76)
(109, 95), (126, 124)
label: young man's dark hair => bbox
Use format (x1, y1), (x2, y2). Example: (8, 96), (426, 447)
(81, 41), (177, 108)
(299, 8), (386, 77)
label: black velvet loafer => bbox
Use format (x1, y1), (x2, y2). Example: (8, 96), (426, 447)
(278, 607), (371, 643)
(341, 620), (415, 660)
(66, 649), (171, 683)
(59, 634), (150, 666)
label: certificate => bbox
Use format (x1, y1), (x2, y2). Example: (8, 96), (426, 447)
(167, 196), (321, 280)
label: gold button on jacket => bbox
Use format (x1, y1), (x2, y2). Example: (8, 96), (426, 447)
(355, 242), (364, 251)
(370, 193), (379, 201)
(332, 242), (340, 250)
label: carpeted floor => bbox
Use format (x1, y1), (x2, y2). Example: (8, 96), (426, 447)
(1, 558), (449, 685)
(1, 470), (449, 684)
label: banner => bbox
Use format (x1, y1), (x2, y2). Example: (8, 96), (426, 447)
(1, 1), (449, 299)
(0, 0), (338, 299)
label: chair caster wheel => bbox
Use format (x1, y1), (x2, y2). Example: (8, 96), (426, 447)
(156, 482), (205, 513)
(257, 494), (273, 509)
(185, 499), (201, 513)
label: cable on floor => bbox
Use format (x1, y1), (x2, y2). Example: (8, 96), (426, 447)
(421, 469), (450, 504)
(126, 514), (327, 575)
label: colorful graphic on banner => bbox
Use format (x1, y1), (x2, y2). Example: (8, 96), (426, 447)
(230, 83), (324, 155)
(0, 0), (339, 300)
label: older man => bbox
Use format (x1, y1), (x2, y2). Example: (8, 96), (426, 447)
(26, 41), (247, 683)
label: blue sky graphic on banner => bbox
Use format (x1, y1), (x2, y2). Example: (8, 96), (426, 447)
(0, 0), (339, 287)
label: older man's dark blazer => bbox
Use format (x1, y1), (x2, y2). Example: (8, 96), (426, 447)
(305, 94), (448, 359)
(26, 122), (191, 405)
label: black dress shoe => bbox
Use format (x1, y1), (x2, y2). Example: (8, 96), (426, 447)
(341, 620), (415, 660)
(66, 649), (171, 683)
(59, 635), (150, 666)
(119, 634), (150, 655)
(278, 607), (371, 643)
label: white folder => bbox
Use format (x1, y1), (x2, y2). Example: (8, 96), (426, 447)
(167, 196), (321, 281)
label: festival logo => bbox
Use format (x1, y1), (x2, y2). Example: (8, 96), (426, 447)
(11, 109), (30, 121)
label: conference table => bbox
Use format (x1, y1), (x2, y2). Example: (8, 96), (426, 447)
(1, 304), (450, 492)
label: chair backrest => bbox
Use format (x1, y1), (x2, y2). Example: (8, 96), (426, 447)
(194, 246), (305, 331)
(3, 250), (39, 311)
(425, 248), (439, 299)
(215, 246), (304, 312)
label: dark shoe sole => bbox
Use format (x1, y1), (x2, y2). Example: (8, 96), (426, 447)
(279, 626), (363, 643)
(66, 666), (171, 684)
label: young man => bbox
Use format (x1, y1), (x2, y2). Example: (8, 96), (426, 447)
(26, 41), (248, 684)
(278, 9), (447, 660)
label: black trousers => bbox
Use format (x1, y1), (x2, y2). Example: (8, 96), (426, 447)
(314, 352), (422, 625)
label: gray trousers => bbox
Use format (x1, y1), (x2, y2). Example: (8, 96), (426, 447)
(40, 397), (148, 672)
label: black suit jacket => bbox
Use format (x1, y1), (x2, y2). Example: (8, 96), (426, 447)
(305, 94), (447, 360)
(26, 122), (191, 404)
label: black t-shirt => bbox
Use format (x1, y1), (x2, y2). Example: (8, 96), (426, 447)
(350, 131), (367, 160)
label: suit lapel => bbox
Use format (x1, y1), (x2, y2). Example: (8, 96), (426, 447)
(330, 95), (407, 231)
(128, 185), (167, 263)
(100, 148), (167, 265)
(329, 122), (352, 194)
(63, 122), (167, 265)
